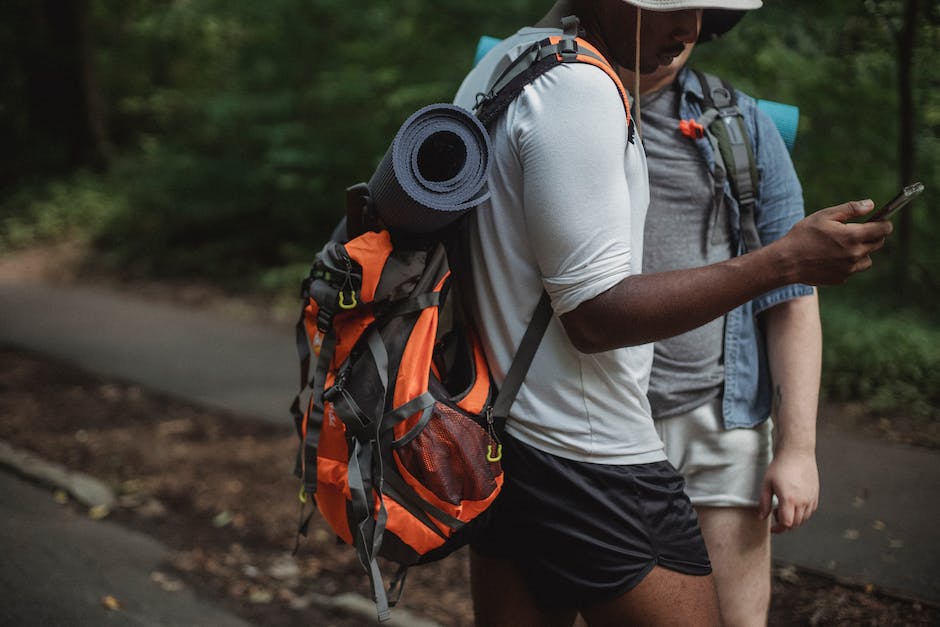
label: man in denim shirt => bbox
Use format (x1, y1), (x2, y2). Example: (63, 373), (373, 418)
(620, 10), (819, 625)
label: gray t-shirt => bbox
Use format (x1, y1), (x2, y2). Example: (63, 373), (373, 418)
(641, 82), (734, 419)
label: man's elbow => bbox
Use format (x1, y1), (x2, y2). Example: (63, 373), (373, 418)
(560, 308), (611, 354)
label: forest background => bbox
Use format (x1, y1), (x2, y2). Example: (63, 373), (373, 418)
(1, 0), (938, 419)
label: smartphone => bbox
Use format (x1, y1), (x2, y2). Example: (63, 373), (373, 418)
(867, 182), (925, 221)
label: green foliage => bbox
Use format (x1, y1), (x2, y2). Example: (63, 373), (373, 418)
(820, 292), (940, 418)
(68, 0), (544, 282)
(2, 0), (939, 417)
(0, 173), (126, 251)
(692, 0), (940, 312)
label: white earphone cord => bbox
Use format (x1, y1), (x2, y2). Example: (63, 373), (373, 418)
(634, 6), (642, 139)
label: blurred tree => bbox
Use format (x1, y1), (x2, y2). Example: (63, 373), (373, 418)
(693, 0), (940, 310)
(0, 0), (110, 188)
(0, 0), (937, 311)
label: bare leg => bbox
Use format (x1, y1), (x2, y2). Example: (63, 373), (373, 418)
(579, 566), (719, 627)
(470, 549), (578, 627)
(696, 506), (772, 627)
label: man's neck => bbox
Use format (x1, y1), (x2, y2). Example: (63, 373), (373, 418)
(620, 66), (682, 97)
(535, 1), (575, 29)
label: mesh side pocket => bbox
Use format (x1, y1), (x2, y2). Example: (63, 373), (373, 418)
(394, 402), (501, 506)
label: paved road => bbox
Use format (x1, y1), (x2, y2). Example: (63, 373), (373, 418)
(0, 471), (255, 627)
(2, 278), (939, 606)
(0, 281), (296, 424)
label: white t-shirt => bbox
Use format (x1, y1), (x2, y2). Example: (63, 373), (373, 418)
(453, 28), (665, 465)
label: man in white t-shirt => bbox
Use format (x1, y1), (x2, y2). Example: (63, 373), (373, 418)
(454, 1), (891, 625)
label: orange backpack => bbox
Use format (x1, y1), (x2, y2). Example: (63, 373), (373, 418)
(291, 27), (632, 623)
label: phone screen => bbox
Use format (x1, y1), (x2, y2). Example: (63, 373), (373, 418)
(867, 182), (925, 221)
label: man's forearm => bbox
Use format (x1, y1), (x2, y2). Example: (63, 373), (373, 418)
(764, 292), (822, 451)
(562, 239), (799, 352)
(561, 200), (888, 353)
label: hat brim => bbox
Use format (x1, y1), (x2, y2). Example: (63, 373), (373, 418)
(627, 0), (761, 10)
(698, 9), (747, 42)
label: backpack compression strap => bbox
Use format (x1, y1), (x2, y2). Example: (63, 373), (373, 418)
(693, 70), (762, 253)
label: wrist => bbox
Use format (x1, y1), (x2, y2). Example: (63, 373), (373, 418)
(762, 237), (801, 286)
(774, 436), (816, 457)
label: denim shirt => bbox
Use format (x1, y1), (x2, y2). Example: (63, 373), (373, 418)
(675, 67), (813, 428)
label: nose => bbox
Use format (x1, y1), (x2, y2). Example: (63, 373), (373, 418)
(672, 9), (702, 44)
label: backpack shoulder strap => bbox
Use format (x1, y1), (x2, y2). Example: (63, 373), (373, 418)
(490, 291), (552, 433)
(692, 69), (762, 252)
(474, 30), (634, 142)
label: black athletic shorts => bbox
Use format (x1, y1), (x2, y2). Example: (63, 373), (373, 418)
(469, 432), (711, 610)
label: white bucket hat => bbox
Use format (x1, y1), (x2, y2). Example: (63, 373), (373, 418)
(626, 0), (761, 9)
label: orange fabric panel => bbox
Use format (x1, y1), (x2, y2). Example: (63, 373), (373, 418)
(455, 330), (491, 415)
(316, 403), (350, 463)
(392, 308), (437, 435)
(316, 459), (353, 545)
(391, 271), (448, 435)
(383, 496), (448, 554)
(343, 230), (393, 303)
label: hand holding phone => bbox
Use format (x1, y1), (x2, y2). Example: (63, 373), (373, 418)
(866, 182), (925, 222)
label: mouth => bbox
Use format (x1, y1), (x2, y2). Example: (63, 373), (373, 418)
(656, 46), (685, 65)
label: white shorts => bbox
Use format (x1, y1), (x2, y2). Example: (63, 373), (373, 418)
(654, 398), (773, 508)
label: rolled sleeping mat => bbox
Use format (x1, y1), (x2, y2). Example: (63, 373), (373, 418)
(757, 99), (799, 154)
(368, 103), (492, 234)
(474, 35), (503, 67)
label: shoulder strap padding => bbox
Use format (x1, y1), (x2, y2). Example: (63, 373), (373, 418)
(693, 70), (762, 252)
(475, 35), (633, 141)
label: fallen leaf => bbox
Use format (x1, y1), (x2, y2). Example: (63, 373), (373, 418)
(212, 510), (234, 528)
(775, 565), (801, 584)
(150, 571), (185, 592)
(101, 595), (122, 611)
(889, 538), (905, 549)
(843, 529), (860, 541)
(249, 588), (274, 604)
(88, 504), (111, 520)
(53, 490), (69, 504)
(872, 520), (886, 531)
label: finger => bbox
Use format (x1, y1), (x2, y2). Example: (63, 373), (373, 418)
(799, 504), (814, 527)
(776, 501), (795, 531)
(822, 199), (875, 222)
(862, 235), (889, 252)
(851, 255), (874, 274)
(849, 199), (876, 219)
(792, 505), (808, 528)
(758, 482), (774, 520)
(857, 221), (894, 243)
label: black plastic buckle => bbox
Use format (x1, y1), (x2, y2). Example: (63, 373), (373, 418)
(557, 38), (578, 61)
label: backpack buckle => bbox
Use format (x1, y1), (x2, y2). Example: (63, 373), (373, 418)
(346, 182), (378, 239)
(556, 37), (578, 61)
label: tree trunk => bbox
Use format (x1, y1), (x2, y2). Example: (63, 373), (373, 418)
(23, 0), (109, 174)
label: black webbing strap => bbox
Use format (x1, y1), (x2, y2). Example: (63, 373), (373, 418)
(693, 70), (762, 253)
(491, 291), (553, 433)
(340, 326), (393, 621)
(475, 44), (564, 128)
